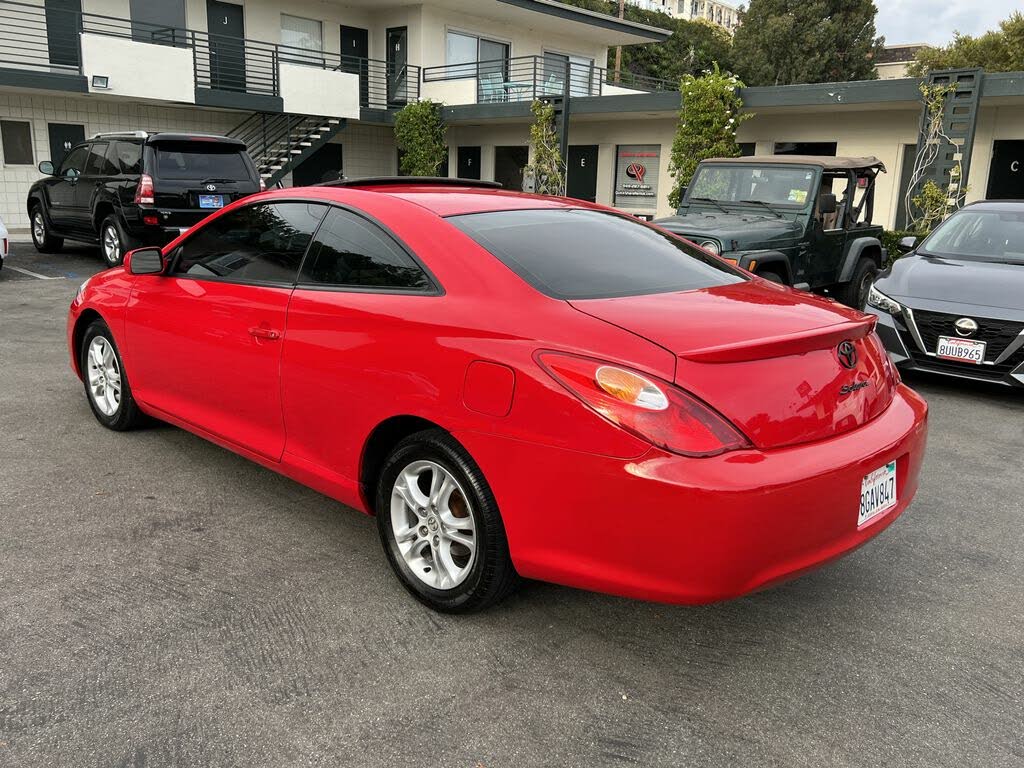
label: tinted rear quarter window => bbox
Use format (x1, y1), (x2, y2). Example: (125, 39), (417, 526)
(152, 141), (252, 181)
(449, 208), (745, 299)
(109, 140), (142, 174)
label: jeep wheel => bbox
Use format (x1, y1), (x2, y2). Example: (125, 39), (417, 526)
(840, 258), (878, 309)
(757, 270), (785, 285)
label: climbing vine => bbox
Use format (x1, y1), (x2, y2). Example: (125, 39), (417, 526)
(394, 99), (448, 177)
(523, 99), (565, 195)
(668, 64), (750, 209)
(904, 83), (967, 233)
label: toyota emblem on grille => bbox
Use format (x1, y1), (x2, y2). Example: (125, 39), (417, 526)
(954, 317), (978, 337)
(837, 341), (858, 369)
(206, 184), (217, 191)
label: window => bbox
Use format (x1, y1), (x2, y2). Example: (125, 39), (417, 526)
(109, 141), (142, 175)
(281, 14), (323, 65)
(58, 145), (89, 178)
(153, 142), (252, 181)
(450, 208), (744, 300)
(300, 207), (432, 291)
(1, 120), (33, 165)
(920, 209), (1024, 263)
(689, 165), (816, 208)
(543, 51), (596, 96)
(172, 202), (327, 283)
(445, 30), (509, 79)
(83, 143), (118, 176)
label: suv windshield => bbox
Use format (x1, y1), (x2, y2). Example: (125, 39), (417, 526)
(920, 209), (1024, 264)
(449, 208), (745, 300)
(153, 142), (252, 181)
(688, 165), (816, 208)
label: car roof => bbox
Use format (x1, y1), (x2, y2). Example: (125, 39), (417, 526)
(963, 200), (1024, 211)
(701, 155), (886, 172)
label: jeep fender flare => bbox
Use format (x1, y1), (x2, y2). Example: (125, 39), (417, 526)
(735, 251), (792, 283)
(839, 237), (885, 283)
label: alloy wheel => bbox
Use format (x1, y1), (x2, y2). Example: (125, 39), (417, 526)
(390, 460), (477, 590)
(102, 223), (121, 265)
(32, 211), (45, 247)
(86, 336), (122, 416)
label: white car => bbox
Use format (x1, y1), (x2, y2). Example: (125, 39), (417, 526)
(0, 214), (7, 270)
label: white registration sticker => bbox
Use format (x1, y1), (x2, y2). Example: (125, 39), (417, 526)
(936, 335), (986, 365)
(859, 461), (897, 526)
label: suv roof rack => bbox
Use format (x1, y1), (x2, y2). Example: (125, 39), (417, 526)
(91, 131), (149, 140)
(317, 176), (503, 190)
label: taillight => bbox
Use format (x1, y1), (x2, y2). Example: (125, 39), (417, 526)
(2, 238), (7, 255)
(259, 177), (267, 192)
(134, 173), (155, 205)
(537, 352), (751, 458)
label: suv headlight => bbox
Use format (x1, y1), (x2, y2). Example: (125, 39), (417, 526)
(699, 239), (721, 255)
(866, 284), (902, 315)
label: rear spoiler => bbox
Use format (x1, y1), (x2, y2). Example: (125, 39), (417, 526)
(680, 316), (877, 364)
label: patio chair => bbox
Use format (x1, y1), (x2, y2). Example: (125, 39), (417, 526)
(540, 74), (564, 96)
(479, 72), (505, 103)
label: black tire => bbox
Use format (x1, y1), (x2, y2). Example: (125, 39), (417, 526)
(79, 320), (143, 431)
(30, 205), (63, 252)
(757, 270), (785, 285)
(375, 429), (519, 613)
(840, 258), (878, 309)
(99, 214), (136, 268)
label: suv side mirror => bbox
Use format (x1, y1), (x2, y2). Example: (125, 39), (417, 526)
(897, 236), (918, 253)
(39, 161), (55, 175)
(126, 247), (164, 275)
(818, 193), (837, 215)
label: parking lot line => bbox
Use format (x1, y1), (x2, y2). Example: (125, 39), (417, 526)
(4, 264), (65, 280)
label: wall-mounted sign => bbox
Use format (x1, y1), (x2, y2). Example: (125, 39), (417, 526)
(614, 145), (660, 210)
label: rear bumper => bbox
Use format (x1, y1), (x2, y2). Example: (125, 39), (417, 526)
(454, 384), (928, 604)
(123, 207), (220, 244)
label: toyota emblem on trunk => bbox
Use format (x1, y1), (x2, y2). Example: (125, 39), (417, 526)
(837, 341), (858, 369)
(206, 184), (217, 191)
(954, 318), (978, 337)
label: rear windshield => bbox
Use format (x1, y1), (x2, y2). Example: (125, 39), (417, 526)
(448, 208), (745, 300)
(152, 142), (252, 181)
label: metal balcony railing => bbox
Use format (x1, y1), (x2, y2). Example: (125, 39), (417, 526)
(0, 0), (417, 110)
(422, 54), (677, 104)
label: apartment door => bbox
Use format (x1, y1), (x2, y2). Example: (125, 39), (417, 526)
(45, 0), (81, 69)
(894, 143), (917, 230)
(130, 0), (186, 45)
(566, 145), (599, 202)
(457, 147), (481, 180)
(495, 146), (528, 191)
(341, 26), (370, 107)
(986, 140), (1024, 199)
(47, 123), (85, 168)
(206, 0), (246, 92)
(386, 27), (408, 107)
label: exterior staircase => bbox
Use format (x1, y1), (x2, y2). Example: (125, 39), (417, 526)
(228, 113), (347, 187)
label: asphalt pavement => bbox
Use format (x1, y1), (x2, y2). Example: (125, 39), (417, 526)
(1, 241), (1021, 767)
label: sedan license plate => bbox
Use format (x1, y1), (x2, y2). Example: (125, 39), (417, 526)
(859, 461), (897, 526)
(936, 335), (986, 365)
(198, 194), (225, 209)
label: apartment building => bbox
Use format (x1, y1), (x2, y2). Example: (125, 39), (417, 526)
(1, 1), (1022, 234)
(626, 0), (740, 32)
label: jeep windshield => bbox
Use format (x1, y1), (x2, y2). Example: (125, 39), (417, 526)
(687, 165), (816, 209)
(918, 209), (1024, 264)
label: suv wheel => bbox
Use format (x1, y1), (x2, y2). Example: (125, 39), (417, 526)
(841, 258), (878, 309)
(30, 206), (63, 253)
(100, 215), (135, 268)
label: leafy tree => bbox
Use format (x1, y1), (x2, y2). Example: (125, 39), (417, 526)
(732, 0), (884, 86)
(908, 12), (1024, 76)
(394, 100), (447, 176)
(523, 100), (565, 195)
(559, 0), (733, 83)
(668, 65), (751, 208)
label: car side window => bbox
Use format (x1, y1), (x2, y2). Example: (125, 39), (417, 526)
(83, 142), (116, 176)
(58, 146), (89, 178)
(299, 207), (433, 291)
(109, 141), (142, 175)
(171, 202), (327, 284)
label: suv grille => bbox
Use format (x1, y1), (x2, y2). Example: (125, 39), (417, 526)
(902, 309), (1024, 378)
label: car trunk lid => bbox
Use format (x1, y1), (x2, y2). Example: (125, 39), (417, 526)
(569, 282), (898, 450)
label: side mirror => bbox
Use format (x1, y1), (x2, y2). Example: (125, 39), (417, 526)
(818, 193), (837, 215)
(64, 168), (80, 180)
(897, 235), (918, 253)
(126, 247), (164, 275)
(38, 161), (55, 175)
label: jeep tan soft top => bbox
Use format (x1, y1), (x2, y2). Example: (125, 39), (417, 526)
(701, 156), (886, 173)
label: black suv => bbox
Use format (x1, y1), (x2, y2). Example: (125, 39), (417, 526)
(27, 132), (262, 267)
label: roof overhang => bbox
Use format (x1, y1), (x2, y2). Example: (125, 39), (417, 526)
(496, 0), (672, 44)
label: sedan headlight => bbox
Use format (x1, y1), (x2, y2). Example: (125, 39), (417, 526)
(699, 239), (721, 255)
(866, 284), (902, 315)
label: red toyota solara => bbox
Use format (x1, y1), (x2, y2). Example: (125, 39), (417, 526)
(68, 178), (928, 613)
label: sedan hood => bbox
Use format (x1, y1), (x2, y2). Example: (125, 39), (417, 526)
(570, 282), (897, 450)
(878, 254), (1024, 311)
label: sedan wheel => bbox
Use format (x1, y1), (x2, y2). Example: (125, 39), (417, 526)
(86, 336), (122, 417)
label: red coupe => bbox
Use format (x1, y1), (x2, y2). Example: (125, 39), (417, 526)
(68, 178), (928, 612)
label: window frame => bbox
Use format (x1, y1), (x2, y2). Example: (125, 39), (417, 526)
(83, 142), (116, 177)
(0, 119), (34, 166)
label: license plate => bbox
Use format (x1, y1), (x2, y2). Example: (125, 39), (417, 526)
(198, 194), (225, 209)
(936, 335), (986, 364)
(859, 461), (897, 526)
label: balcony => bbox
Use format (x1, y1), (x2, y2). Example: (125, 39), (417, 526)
(421, 55), (678, 106)
(0, 0), (418, 117)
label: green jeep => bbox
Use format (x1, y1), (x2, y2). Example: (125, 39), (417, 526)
(655, 156), (887, 308)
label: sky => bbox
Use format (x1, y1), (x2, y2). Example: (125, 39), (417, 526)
(874, 0), (1019, 46)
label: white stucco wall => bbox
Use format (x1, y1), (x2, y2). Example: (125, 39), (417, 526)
(279, 63), (360, 119)
(81, 34), (196, 104)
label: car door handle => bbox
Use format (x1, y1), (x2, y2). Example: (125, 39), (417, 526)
(248, 326), (281, 341)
